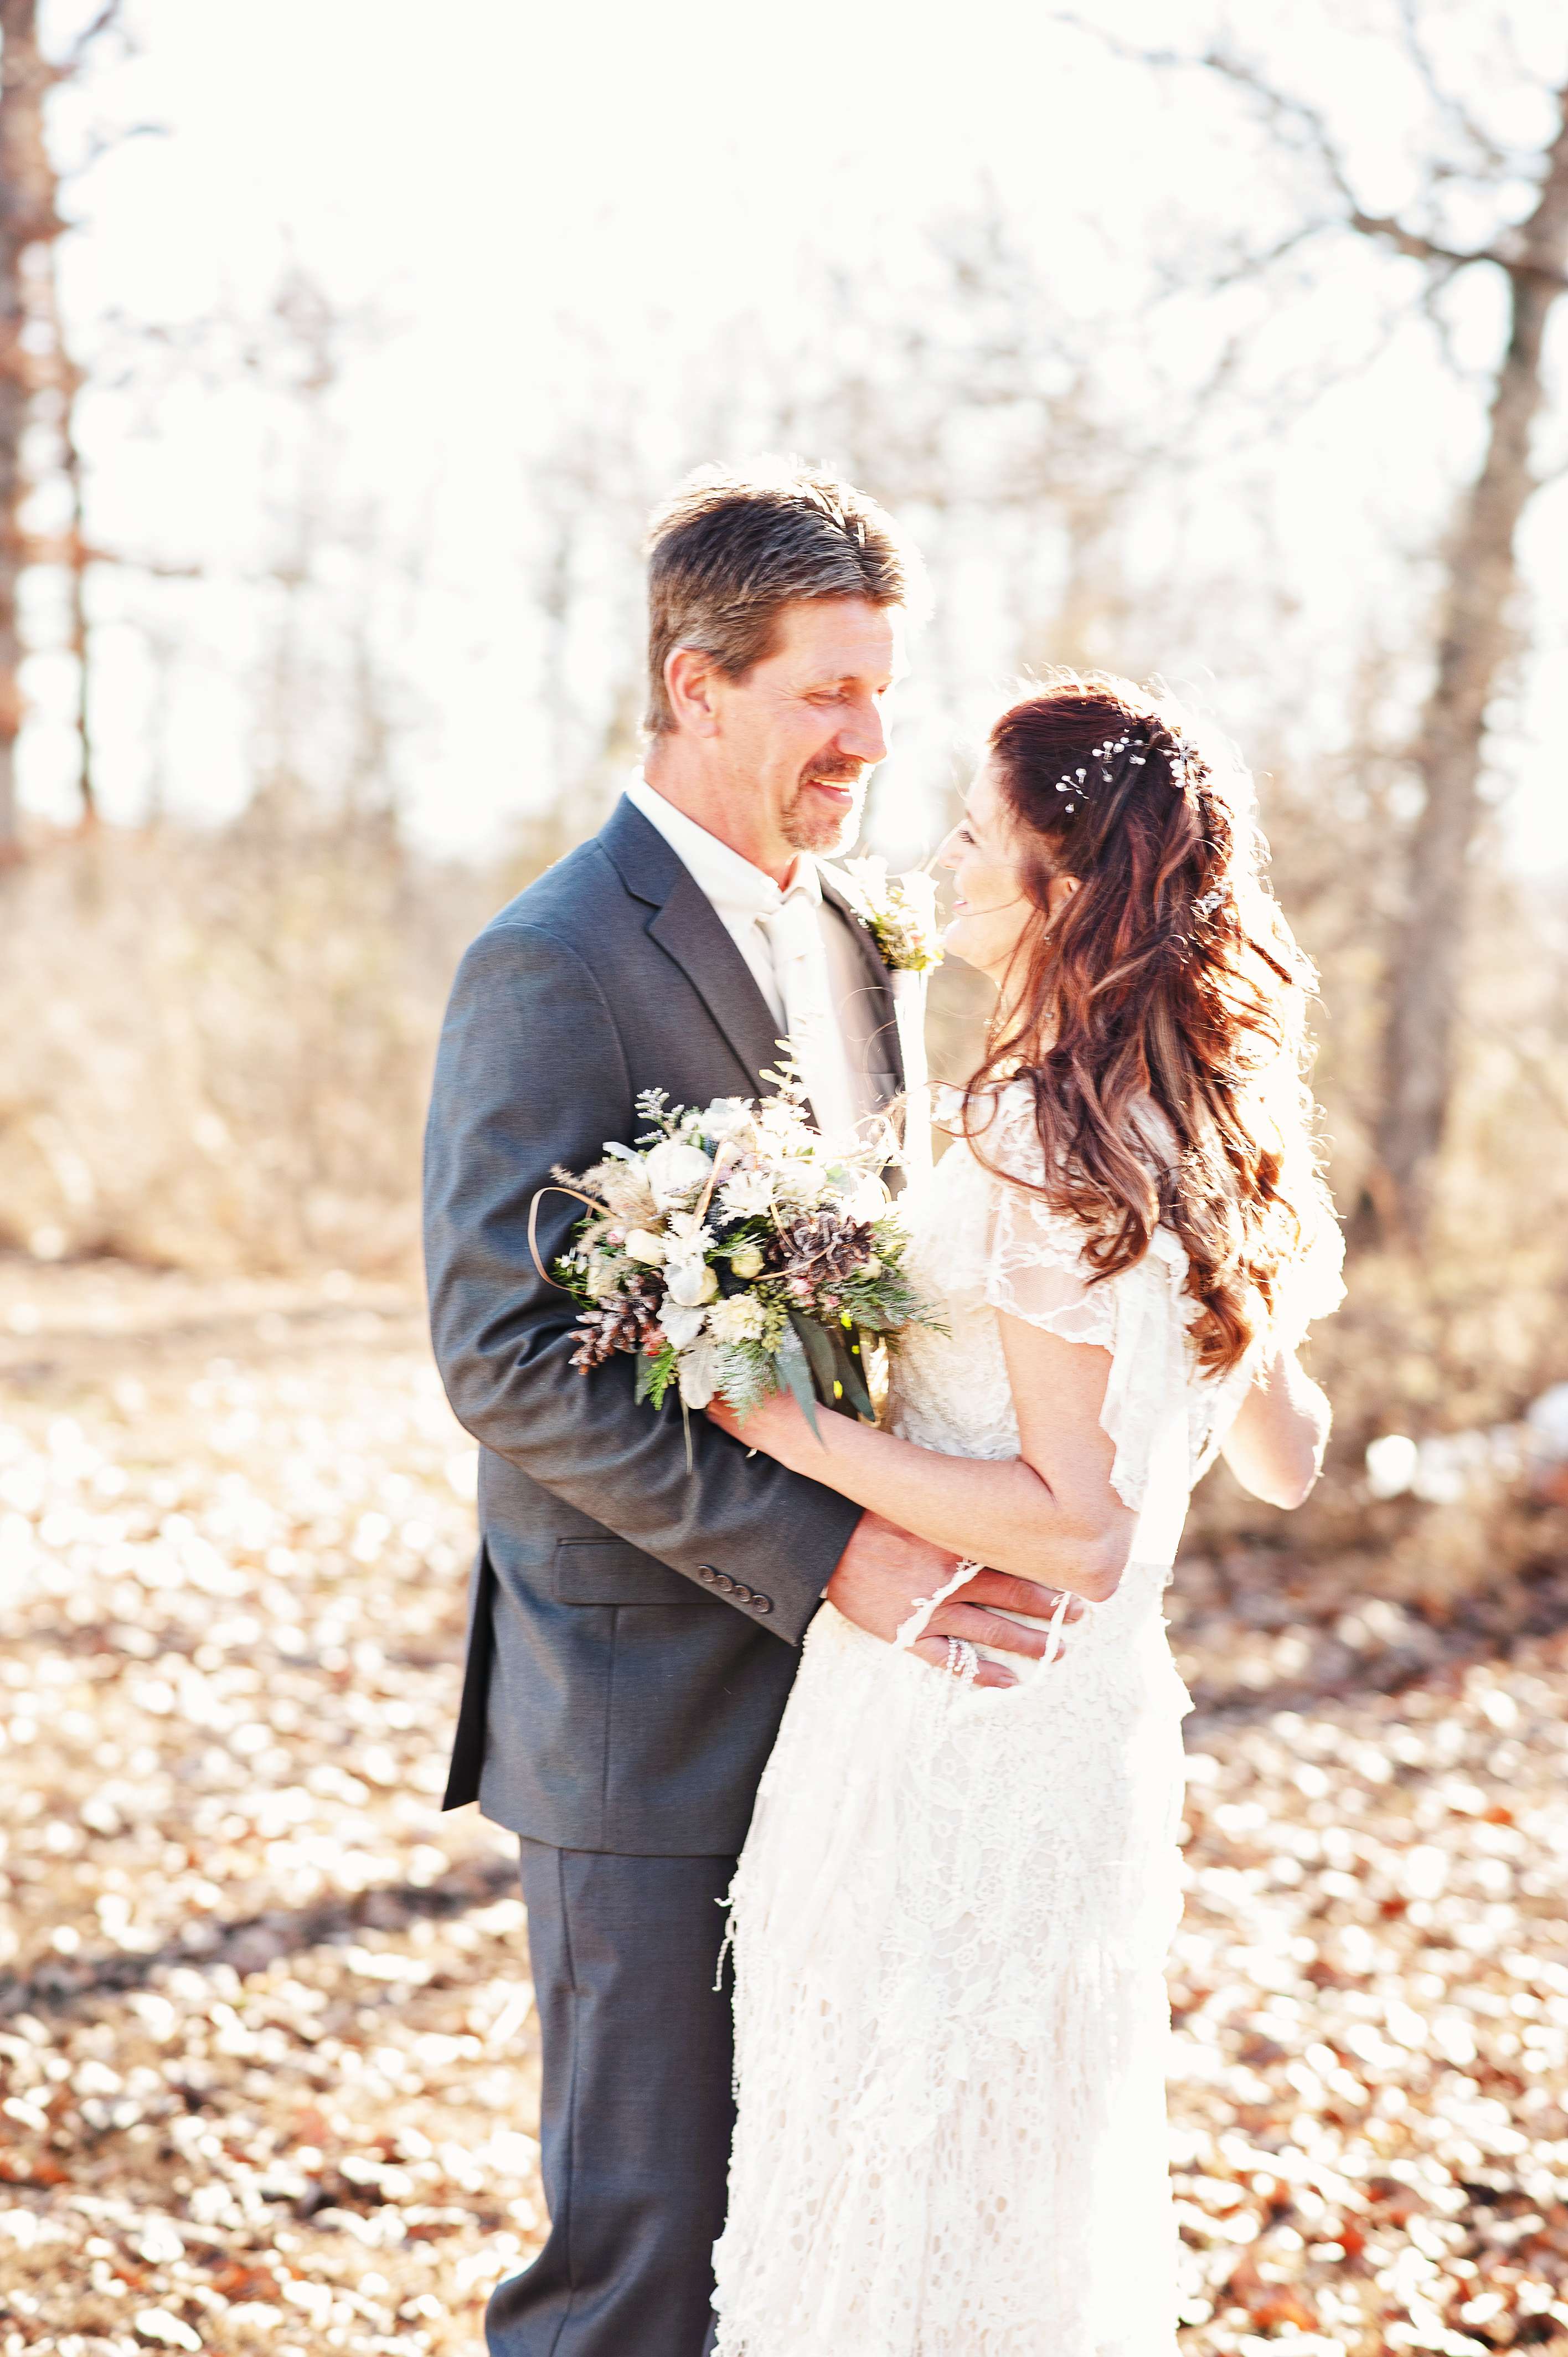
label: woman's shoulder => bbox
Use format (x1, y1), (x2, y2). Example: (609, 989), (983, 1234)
(936, 1080), (1183, 1236)
(933, 1077), (1045, 1181)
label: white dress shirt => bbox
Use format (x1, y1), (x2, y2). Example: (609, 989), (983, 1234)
(625, 776), (875, 1147)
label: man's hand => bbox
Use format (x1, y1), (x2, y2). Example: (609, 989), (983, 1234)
(826, 1512), (1084, 1690)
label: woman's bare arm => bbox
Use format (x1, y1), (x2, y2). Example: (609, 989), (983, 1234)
(1220, 1346), (1330, 1508)
(709, 1314), (1136, 1603)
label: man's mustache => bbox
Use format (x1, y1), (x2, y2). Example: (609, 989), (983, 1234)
(800, 765), (867, 789)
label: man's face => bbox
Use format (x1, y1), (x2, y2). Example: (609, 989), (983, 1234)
(709, 597), (902, 866)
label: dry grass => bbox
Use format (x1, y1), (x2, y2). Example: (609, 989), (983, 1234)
(0, 821), (496, 1279)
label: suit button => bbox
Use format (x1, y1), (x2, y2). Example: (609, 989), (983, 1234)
(697, 1565), (718, 1582)
(754, 1595), (772, 1615)
(713, 1573), (735, 1593)
(730, 1583), (754, 1606)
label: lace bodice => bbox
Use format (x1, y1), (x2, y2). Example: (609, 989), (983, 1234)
(889, 1081), (1342, 1566)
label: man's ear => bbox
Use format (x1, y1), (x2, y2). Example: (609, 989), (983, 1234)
(664, 645), (721, 738)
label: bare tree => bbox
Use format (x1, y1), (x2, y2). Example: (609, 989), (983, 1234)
(0, 0), (56, 862)
(1373, 111), (1568, 1237)
(0, 0), (127, 858)
(1075, 12), (1568, 1238)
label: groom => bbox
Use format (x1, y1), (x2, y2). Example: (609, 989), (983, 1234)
(424, 462), (1071, 2356)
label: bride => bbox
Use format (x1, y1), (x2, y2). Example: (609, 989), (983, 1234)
(704, 676), (1342, 2356)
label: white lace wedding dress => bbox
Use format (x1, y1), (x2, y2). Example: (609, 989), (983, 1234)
(710, 1083), (1340, 2357)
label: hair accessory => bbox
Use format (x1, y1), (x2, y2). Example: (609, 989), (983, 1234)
(1047, 720), (1205, 817)
(1193, 887), (1223, 920)
(1043, 714), (1211, 816)
(1050, 732), (1138, 817)
(1167, 735), (1202, 796)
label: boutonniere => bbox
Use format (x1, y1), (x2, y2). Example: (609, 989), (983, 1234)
(834, 857), (944, 975)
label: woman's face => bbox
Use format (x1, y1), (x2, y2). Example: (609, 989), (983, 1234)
(940, 755), (1081, 985)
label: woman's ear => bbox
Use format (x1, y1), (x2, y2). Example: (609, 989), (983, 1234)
(1044, 874), (1081, 925)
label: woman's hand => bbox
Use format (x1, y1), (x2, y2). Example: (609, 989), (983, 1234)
(705, 1388), (819, 1466)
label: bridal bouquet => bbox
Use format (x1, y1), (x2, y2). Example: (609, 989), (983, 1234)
(541, 1068), (937, 1432)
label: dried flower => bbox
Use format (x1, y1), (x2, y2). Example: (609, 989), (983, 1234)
(708, 1293), (767, 1344)
(676, 1336), (721, 1409)
(659, 1301), (708, 1350)
(720, 1169), (775, 1219)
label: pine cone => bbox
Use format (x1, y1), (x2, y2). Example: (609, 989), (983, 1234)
(768, 1209), (875, 1301)
(570, 1273), (664, 1368)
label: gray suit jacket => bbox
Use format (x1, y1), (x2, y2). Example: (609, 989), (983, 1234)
(424, 795), (905, 1854)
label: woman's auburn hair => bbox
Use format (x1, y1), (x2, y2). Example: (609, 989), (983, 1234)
(964, 673), (1333, 1377)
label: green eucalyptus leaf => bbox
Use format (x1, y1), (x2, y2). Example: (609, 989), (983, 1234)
(833, 1325), (875, 1421)
(774, 1324), (823, 1440)
(788, 1309), (838, 1404)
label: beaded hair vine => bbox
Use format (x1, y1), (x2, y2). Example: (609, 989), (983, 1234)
(1049, 722), (1201, 819)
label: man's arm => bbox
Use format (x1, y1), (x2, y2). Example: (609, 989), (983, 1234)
(423, 916), (860, 1643)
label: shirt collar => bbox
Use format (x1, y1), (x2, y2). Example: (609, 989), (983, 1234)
(627, 775), (819, 915)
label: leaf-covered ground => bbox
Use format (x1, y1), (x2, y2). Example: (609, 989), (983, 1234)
(1, 1257), (1565, 2356)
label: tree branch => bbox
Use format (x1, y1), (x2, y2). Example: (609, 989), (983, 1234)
(1055, 16), (1568, 291)
(1394, 0), (1515, 176)
(59, 1), (124, 74)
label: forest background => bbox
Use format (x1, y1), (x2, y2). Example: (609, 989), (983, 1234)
(4, 0), (1566, 1633)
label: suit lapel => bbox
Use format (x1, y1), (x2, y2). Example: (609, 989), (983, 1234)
(648, 872), (787, 1087)
(819, 869), (905, 1098)
(599, 796), (786, 1089)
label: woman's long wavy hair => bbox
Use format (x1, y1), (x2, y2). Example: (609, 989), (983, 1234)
(962, 674), (1333, 1376)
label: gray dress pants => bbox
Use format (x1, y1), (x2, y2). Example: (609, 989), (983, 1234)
(486, 1839), (738, 2357)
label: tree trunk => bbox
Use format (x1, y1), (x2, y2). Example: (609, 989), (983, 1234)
(1373, 84), (1568, 1238)
(59, 337), (92, 824)
(0, 0), (57, 864)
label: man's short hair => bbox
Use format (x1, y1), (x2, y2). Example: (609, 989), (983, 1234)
(642, 459), (920, 734)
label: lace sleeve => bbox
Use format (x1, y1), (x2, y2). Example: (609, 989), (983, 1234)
(972, 1086), (1192, 1514)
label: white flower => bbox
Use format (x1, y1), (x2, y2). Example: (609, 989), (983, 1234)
(708, 1293), (766, 1344)
(728, 1242), (765, 1280)
(623, 1228), (667, 1266)
(719, 1167), (774, 1219)
(644, 1138), (714, 1210)
(677, 1336), (721, 1409)
(701, 1098), (759, 1144)
(896, 867), (939, 932)
(837, 856), (943, 973)
(584, 1251), (622, 1300)
(659, 1302), (708, 1350)
(770, 1158), (819, 1206)
(758, 1093), (809, 1140)
(842, 853), (889, 898)
(842, 1172), (891, 1224)
(666, 1259), (720, 1308)
(665, 1211), (715, 1248)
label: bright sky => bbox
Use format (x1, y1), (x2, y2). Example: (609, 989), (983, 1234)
(27, 0), (1568, 866)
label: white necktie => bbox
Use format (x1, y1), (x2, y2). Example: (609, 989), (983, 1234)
(761, 891), (858, 1148)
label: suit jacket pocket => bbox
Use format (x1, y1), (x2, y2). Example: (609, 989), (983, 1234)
(551, 1537), (710, 1607)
